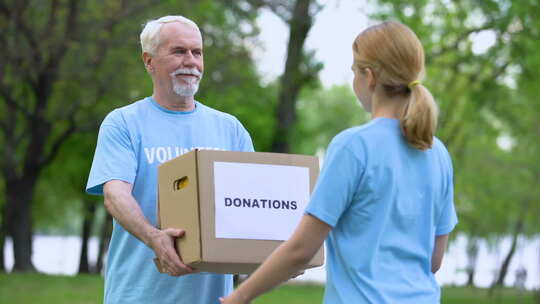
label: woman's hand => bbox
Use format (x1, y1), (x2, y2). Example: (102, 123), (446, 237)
(219, 291), (250, 304)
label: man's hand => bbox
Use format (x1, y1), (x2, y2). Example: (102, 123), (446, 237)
(103, 181), (194, 277)
(150, 228), (194, 276)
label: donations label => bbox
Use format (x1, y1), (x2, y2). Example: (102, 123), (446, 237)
(214, 161), (310, 241)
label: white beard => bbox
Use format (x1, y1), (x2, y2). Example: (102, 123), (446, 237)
(170, 68), (202, 97)
(172, 78), (200, 96)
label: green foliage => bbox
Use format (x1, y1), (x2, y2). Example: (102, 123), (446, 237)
(0, 0), (275, 233)
(33, 132), (99, 233)
(292, 84), (369, 155)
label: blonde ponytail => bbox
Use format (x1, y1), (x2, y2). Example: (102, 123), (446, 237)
(353, 21), (439, 150)
(401, 84), (438, 150)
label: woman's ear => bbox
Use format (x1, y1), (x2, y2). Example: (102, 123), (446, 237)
(365, 67), (377, 91)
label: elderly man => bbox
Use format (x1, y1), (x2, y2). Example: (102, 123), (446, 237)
(86, 15), (254, 304)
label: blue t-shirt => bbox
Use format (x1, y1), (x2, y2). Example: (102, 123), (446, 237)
(86, 97), (254, 304)
(305, 118), (457, 304)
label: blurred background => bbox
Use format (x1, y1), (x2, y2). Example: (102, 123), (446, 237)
(1, 0), (539, 302)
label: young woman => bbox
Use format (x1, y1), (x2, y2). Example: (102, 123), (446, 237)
(220, 21), (457, 304)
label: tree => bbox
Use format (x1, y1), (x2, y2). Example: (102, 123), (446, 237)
(0, 0), (160, 272)
(0, 0), (270, 272)
(256, 0), (323, 153)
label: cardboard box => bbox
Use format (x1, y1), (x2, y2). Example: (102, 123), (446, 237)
(156, 149), (324, 274)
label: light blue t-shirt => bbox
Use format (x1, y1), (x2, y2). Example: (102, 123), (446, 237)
(86, 97), (254, 304)
(305, 118), (457, 304)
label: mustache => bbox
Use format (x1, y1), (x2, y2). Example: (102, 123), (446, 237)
(170, 68), (202, 78)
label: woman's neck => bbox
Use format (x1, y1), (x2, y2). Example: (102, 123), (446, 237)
(371, 93), (409, 120)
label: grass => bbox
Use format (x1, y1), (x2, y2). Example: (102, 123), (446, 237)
(0, 273), (103, 304)
(0, 273), (537, 304)
(441, 286), (537, 304)
(255, 284), (324, 304)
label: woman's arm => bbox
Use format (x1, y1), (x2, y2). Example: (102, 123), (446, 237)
(220, 214), (331, 304)
(431, 234), (449, 273)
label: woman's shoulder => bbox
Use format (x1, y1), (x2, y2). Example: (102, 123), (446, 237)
(432, 136), (453, 164)
(326, 124), (378, 158)
(331, 119), (395, 146)
(331, 126), (366, 146)
(432, 137), (450, 154)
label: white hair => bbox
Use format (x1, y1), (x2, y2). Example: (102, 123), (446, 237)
(140, 15), (200, 55)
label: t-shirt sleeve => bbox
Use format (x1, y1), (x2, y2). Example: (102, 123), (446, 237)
(436, 148), (458, 235)
(235, 120), (255, 152)
(86, 111), (137, 195)
(305, 137), (364, 227)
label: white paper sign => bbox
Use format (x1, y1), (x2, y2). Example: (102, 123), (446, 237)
(214, 162), (310, 241)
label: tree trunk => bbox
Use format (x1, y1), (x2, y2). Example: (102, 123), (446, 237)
(78, 198), (97, 274)
(5, 177), (37, 272)
(492, 218), (524, 288)
(270, 0), (314, 153)
(0, 213), (5, 272)
(97, 212), (113, 274)
(0, 199), (7, 272)
(466, 237), (479, 287)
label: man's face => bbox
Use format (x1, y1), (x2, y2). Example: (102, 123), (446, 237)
(148, 22), (204, 97)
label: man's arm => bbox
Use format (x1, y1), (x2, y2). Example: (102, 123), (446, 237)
(431, 234), (449, 273)
(103, 179), (193, 276)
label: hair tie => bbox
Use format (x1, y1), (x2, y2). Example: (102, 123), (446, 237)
(408, 80), (421, 90)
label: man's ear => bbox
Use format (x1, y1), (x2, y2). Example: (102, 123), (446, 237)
(142, 52), (153, 73)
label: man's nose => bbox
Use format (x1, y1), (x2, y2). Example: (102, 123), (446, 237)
(183, 51), (197, 67)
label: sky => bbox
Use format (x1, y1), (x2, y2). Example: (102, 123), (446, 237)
(253, 0), (370, 88)
(252, 0), (497, 88)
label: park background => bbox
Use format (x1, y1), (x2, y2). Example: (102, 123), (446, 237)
(1, 0), (539, 303)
